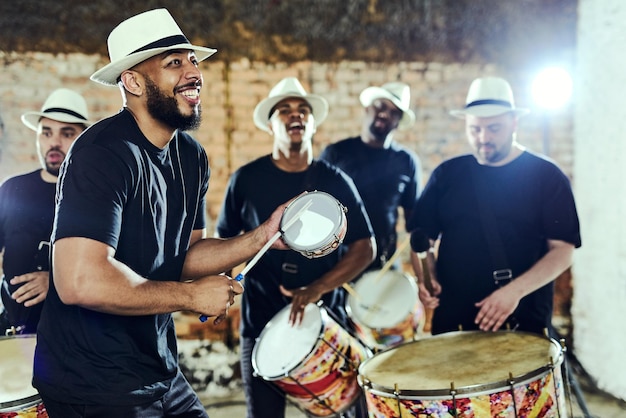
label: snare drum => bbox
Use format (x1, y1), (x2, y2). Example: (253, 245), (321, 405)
(358, 331), (566, 417)
(0, 335), (48, 417)
(281, 191), (347, 259)
(346, 270), (423, 350)
(252, 303), (370, 417)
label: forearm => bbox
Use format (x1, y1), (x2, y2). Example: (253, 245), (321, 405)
(182, 229), (266, 279)
(505, 241), (574, 299)
(53, 240), (192, 315)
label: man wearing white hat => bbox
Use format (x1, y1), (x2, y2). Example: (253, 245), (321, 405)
(33, 9), (290, 418)
(216, 77), (375, 418)
(320, 82), (422, 272)
(0, 88), (90, 335)
(409, 76), (580, 336)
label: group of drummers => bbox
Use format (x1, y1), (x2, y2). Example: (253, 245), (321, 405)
(0, 7), (580, 418)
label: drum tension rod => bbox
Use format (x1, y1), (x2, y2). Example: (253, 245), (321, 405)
(450, 382), (458, 418)
(508, 372), (519, 418)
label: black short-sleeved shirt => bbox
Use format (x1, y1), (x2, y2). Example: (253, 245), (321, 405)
(0, 170), (55, 332)
(33, 109), (209, 405)
(216, 156), (374, 339)
(410, 152), (581, 334)
(320, 137), (421, 269)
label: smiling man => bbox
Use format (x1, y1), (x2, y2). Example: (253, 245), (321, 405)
(0, 88), (90, 335)
(33, 9), (291, 418)
(216, 77), (375, 418)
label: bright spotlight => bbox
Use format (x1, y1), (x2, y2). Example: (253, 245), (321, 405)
(531, 67), (573, 110)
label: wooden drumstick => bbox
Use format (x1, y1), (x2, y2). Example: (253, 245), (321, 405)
(199, 199), (313, 322)
(372, 234), (411, 283)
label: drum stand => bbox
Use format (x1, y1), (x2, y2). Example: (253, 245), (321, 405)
(559, 339), (593, 418)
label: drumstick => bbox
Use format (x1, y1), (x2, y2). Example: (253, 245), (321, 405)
(199, 199), (313, 322)
(372, 234), (411, 283)
(341, 283), (360, 300)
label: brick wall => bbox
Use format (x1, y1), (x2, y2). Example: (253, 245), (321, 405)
(0, 52), (574, 228)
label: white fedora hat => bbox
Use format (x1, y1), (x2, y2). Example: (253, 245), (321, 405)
(450, 77), (530, 119)
(90, 8), (217, 86)
(253, 77), (329, 132)
(21, 88), (91, 131)
(359, 82), (416, 130)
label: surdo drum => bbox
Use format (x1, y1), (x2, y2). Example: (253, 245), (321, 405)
(280, 191), (347, 259)
(0, 335), (48, 417)
(346, 269), (423, 350)
(357, 331), (566, 418)
(252, 303), (370, 417)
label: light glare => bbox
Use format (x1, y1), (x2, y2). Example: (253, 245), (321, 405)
(531, 67), (573, 110)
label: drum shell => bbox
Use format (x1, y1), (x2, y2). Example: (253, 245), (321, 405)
(345, 270), (423, 350)
(252, 303), (370, 417)
(280, 191), (347, 259)
(357, 331), (566, 417)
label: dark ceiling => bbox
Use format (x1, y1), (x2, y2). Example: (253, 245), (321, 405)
(0, 0), (577, 70)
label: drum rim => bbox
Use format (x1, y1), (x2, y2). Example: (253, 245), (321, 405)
(251, 303), (326, 380)
(357, 331), (564, 397)
(280, 191), (345, 251)
(345, 270), (418, 329)
(0, 394), (43, 411)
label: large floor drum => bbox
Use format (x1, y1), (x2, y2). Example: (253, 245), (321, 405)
(357, 331), (566, 417)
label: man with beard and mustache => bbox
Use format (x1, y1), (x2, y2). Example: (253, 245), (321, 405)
(408, 77), (581, 336)
(216, 77), (375, 418)
(0, 88), (91, 334)
(33, 9), (289, 418)
(320, 82), (422, 273)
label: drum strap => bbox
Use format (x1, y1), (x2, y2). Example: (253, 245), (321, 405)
(469, 165), (513, 286)
(470, 165), (520, 330)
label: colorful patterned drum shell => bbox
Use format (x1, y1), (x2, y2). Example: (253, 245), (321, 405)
(253, 303), (370, 417)
(357, 331), (566, 418)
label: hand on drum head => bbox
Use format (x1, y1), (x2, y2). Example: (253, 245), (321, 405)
(258, 202), (294, 251)
(279, 284), (324, 326)
(193, 275), (244, 325)
(474, 285), (520, 332)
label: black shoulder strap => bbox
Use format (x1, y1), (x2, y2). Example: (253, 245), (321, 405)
(469, 164), (512, 285)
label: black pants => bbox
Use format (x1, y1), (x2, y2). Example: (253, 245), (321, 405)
(40, 369), (208, 418)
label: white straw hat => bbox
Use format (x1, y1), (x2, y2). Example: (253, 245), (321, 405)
(450, 77), (530, 119)
(253, 77), (329, 132)
(90, 8), (217, 86)
(21, 88), (91, 131)
(359, 82), (416, 130)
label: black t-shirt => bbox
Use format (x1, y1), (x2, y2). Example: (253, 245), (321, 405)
(0, 170), (55, 332)
(33, 109), (209, 405)
(410, 152), (581, 334)
(320, 137), (421, 269)
(216, 156), (374, 338)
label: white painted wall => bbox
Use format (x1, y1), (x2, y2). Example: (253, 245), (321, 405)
(573, 0), (626, 400)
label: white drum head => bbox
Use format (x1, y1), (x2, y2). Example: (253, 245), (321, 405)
(253, 304), (322, 379)
(349, 270), (417, 329)
(281, 192), (342, 251)
(0, 335), (38, 405)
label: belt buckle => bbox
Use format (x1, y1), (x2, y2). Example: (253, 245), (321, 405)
(493, 269), (513, 285)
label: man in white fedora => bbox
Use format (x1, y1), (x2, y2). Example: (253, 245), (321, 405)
(33, 9), (290, 418)
(320, 82), (422, 274)
(409, 76), (580, 337)
(0, 88), (91, 335)
(216, 77), (374, 418)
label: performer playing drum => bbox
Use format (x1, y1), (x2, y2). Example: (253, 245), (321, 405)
(215, 77), (376, 418)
